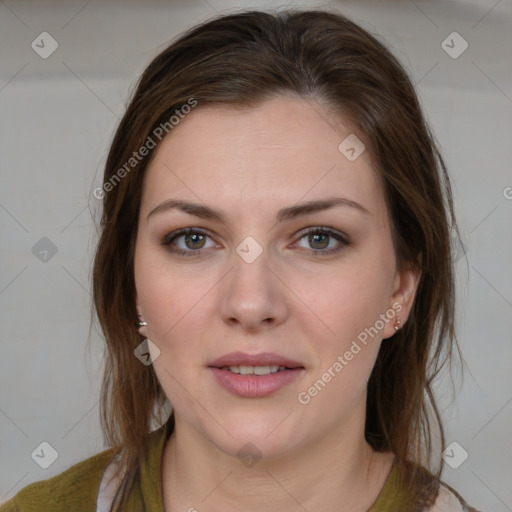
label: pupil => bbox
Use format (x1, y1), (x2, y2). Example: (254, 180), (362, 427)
(311, 233), (328, 249)
(187, 234), (205, 249)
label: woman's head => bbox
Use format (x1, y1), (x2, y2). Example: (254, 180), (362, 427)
(92, 8), (459, 509)
(133, 92), (420, 457)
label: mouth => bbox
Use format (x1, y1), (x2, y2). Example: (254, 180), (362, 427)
(208, 351), (304, 370)
(218, 365), (291, 375)
(208, 352), (305, 398)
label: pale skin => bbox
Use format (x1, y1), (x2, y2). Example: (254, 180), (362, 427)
(134, 94), (422, 512)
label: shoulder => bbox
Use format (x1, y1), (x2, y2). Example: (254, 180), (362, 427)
(379, 459), (484, 512)
(429, 482), (484, 512)
(0, 446), (118, 512)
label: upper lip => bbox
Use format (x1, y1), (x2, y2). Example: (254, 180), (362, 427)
(208, 351), (304, 369)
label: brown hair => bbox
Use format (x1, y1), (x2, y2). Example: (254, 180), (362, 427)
(91, 8), (462, 510)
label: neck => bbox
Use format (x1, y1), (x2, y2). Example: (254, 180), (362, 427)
(161, 411), (394, 512)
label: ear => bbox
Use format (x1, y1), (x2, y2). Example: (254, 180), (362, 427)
(382, 262), (422, 340)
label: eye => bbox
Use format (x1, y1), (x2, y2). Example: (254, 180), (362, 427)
(161, 226), (349, 258)
(295, 227), (349, 255)
(161, 228), (217, 256)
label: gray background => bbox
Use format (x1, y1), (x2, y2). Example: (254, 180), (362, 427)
(0, 0), (511, 510)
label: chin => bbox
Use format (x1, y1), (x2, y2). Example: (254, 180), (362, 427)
(202, 411), (304, 460)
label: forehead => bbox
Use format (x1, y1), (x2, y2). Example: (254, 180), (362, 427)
(141, 95), (387, 221)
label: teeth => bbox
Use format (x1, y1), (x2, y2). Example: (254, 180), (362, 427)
(222, 365), (286, 375)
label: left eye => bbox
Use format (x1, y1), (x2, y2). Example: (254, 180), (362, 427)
(295, 227), (349, 254)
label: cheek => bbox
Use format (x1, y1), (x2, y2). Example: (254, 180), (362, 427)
(295, 267), (390, 416)
(139, 277), (205, 350)
(136, 268), (207, 404)
(344, 240), (396, 323)
(297, 255), (394, 342)
(135, 244), (199, 331)
(134, 252), (215, 378)
(291, 250), (395, 399)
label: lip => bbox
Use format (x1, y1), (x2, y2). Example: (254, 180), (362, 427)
(209, 367), (305, 398)
(207, 351), (305, 398)
(208, 351), (304, 369)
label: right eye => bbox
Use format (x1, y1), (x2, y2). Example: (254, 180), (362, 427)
(161, 228), (218, 257)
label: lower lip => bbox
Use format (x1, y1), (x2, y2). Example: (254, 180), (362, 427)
(209, 367), (304, 398)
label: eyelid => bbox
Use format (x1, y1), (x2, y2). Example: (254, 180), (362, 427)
(295, 226), (349, 243)
(161, 227), (216, 245)
(292, 226), (349, 254)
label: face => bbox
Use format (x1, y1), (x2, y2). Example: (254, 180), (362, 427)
(134, 95), (420, 459)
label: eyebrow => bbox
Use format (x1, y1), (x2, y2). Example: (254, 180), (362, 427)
(147, 197), (371, 223)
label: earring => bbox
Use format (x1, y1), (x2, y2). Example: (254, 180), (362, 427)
(137, 315), (147, 327)
(394, 316), (401, 331)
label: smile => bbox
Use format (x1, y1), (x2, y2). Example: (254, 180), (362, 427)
(220, 365), (287, 375)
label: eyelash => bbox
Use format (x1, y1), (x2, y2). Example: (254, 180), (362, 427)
(160, 227), (349, 258)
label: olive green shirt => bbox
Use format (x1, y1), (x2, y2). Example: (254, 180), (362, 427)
(0, 427), (475, 512)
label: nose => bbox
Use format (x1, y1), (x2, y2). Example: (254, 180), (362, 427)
(219, 244), (289, 332)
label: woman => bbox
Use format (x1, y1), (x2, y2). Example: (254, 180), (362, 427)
(0, 8), (482, 512)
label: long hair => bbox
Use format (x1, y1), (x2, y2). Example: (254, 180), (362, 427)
(91, 8), (462, 510)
